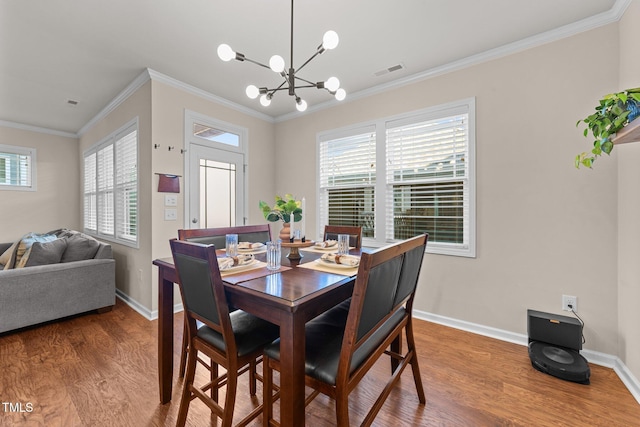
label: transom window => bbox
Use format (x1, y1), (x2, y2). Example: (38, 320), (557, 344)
(318, 99), (476, 257)
(83, 119), (138, 247)
(0, 144), (36, 191)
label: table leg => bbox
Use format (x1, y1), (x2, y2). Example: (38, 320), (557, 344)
(278, 315), (307, 426)
(158, 272), (174, 404)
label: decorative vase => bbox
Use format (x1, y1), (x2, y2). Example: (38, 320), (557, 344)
(627, 99), (640, 123)
(279, 222), (291, 241)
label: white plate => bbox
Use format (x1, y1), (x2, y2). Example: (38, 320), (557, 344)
(314, 242), (338, 251)
(316, 257), (359, 269)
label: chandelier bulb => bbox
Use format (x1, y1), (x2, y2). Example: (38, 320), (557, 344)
(296, 98), (308, 112)
(260, 94), (272, 107)
(269, 55), (285, 73)
(335, 88), (346, 101)
(325, 77), (340, 92)
(322, 31), (339, 50)
(217, 44), (235, 61)
(246, 85), (260, 99)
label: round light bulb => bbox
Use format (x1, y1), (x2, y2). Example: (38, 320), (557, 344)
(269, 55), (285, 73)
(325, 76), (340, 92)
(246, 85), (259, 99)
(335, 88), (346, 101)
(260, 94), (271, 107)
(322, 30), (339, 50)
(296, 99), (308, 112)
(217, 44), (235, 61)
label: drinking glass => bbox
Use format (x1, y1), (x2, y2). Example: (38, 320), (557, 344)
(225, 234), (238, 257)
(266, 240), (282, 271)
(337, 234), (350, 255)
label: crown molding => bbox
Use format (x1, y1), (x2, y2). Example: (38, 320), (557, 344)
(147, 69), (275, 124)
(0, 120), (78, 139)
(277, 0), (632, 122)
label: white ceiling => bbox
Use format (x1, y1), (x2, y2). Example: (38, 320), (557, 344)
(0, 0), (626, 135)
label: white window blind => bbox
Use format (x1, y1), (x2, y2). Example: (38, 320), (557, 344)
(386, 113), (469, 248)
(83, 119), (138, 247)
(319, 126), (376, 239)
(0, 145), (36, 191)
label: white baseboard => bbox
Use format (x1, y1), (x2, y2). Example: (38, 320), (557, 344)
(115, 289), (183, 321)
(413, 309), (640, 405)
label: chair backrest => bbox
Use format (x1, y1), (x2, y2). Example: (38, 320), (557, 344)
(178, 225), (272, 249)
(323, 225), (362, 249)
(339, 234), (427, 376)
(170, 239), (235, 351)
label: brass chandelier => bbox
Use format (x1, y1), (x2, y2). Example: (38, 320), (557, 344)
(217, 0), (345, 112)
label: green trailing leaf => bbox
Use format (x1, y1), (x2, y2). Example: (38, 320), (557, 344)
(575, 87), (640, 168)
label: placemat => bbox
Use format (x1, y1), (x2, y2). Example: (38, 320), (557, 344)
(222, 264), (292, 284)
(297, 260), (358, 276)
(300, 246), (354, 254)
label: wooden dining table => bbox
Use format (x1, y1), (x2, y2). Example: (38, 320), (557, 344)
(153, 246), (363, 427)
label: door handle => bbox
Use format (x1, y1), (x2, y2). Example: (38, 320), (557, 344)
(192, 218), (198, 224)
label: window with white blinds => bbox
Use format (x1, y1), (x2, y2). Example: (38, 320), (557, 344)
(83, 119), (138, 247)
(0, 144), (36, 191)
(317, 99), (475, 257)
(318, 126), (376, 239)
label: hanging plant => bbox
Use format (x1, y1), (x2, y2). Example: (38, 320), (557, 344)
(575, 87), (640, 168)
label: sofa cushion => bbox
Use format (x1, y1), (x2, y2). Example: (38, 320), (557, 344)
(13, 233), (58, 268)
(61, 232), (100, 262)
(16, 238), (68, 268)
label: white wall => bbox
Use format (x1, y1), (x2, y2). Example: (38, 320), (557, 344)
(274, 24), (621, 354)
(617, 0), (640, 383)
(0, 126), (80, 242)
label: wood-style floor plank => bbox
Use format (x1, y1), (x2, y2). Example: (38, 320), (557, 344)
(1, 299), (638, 426)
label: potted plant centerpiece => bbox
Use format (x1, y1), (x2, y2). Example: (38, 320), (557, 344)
(259, 194), (303, 241)
(575, 87), (640, 168)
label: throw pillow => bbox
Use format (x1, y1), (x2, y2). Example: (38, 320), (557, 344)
(0, 241), (19, 270)
(16, 238), (68, 268)
(61, 232), (100, 262)
(14, 233), (57, 267)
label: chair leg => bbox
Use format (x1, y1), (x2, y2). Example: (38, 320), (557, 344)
(335, 388), (350, 427)
(249, 359), (257, 396)
(222, 368), (238, 427)
(176, 343), (198, 427)
(406, 321), (426, 404)
(179, 320), (188, 378)
(390, 335), (402, 373)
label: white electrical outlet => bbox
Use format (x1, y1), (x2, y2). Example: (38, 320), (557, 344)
(562, 295), (577, 312)
(164, 208), (177, 221)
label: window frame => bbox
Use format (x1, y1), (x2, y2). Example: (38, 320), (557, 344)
(0, 144), (37, 192)
(317, 98), (476, 257)
(83, 118), (139, 248)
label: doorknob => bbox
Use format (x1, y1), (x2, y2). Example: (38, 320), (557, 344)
(192, 218), (198, 224)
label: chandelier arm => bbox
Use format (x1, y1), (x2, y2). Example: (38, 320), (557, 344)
(242, 57), (272, 70)
(295, 50), (322, 74)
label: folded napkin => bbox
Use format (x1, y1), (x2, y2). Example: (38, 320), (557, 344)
(218, 254), (255, 270)
(315, 240), (337, 248)
(320, 253), (360, 266)
(237, 242), (264, 250)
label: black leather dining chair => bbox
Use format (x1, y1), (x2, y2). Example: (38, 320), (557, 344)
(176, 224), (272, 377)
(322, 225), (362, 249)
(262, 234), (428, 426)
(170, 239), (279, 427)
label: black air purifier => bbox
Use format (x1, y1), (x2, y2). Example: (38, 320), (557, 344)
(527, 309), (590, 384)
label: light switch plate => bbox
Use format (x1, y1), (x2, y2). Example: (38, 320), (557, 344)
(164, 208), (177, 221)
(164, 194), (178, 206)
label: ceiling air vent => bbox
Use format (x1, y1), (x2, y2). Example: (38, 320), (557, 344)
(374, 63), (405, 77)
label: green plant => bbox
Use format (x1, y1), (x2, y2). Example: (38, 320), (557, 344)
(576, 87), (640, 168)
(259, 194), (302, 223)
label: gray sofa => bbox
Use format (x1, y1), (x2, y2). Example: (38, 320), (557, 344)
(0, 230), (116, 334)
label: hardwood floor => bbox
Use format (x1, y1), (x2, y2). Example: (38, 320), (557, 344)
(1, 298), (639, 426)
